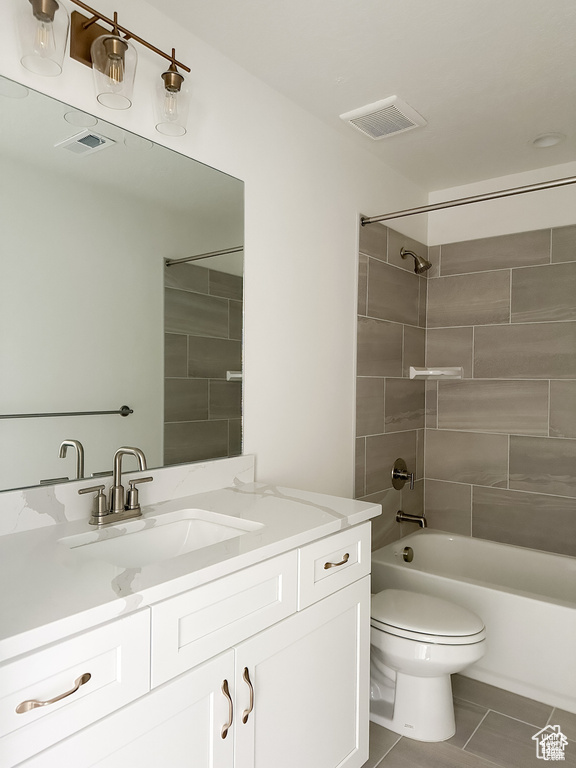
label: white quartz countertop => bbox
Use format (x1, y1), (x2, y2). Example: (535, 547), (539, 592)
(0, 481), (380, 661)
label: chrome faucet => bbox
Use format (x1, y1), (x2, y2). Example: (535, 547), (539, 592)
(59, 439), (85, 480)
(78, 446), (152, 526)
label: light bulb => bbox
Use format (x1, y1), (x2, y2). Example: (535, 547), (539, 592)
(162, 88), (179, 121)
(33, 18), (56, 58)
(105, 55), (125, 91)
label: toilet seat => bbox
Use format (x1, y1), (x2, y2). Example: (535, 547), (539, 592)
(371, 589), (486, 646)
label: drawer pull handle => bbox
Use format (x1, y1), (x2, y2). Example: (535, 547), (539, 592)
(324, 552), (350, 570)
(221, 679), (233, 739)
(242, 667), (254, 724)
(16, 673), (91, 714)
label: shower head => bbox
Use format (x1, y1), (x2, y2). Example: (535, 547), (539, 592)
(400, 247), (432, 274)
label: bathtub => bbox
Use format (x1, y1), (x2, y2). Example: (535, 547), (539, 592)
(371, 530), (576, 714)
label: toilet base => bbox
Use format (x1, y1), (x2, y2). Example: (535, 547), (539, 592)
(370, 671), (455, 742)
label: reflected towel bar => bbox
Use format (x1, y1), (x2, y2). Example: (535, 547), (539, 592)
(165, 246), (243, 267)
(0, 405), (133, 419)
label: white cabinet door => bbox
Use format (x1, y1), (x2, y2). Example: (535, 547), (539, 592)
(21, 650), (235, 768)
(234, 577), (370, 768)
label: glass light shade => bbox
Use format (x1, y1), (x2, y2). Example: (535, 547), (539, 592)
(90, 33), (137, 110)
(19, 0), (69, 77)
(155, 68), (190, 136)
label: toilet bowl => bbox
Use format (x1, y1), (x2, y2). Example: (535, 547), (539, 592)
(370, 589), (486, 742)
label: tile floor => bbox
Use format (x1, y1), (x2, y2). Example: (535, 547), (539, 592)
(363, 675), (576, 768)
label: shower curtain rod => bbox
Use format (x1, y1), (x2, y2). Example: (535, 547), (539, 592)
(165, 246), (243, 267)
(361, 175), (576, 226)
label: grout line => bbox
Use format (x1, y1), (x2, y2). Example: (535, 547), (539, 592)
(461, 708), (491, 750)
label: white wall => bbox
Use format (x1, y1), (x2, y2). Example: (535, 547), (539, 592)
(0, 0), (428, 496)
(428, 161), (576, 244)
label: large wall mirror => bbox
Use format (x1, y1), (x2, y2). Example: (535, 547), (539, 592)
(0, 75), (244, 492)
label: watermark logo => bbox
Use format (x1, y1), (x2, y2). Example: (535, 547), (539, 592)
(532, 725), (569, 761)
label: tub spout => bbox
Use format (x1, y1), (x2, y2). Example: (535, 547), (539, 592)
(396, 510), (427, 528)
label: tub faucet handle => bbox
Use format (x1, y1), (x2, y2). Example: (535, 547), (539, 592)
(392, 458), (415, 490)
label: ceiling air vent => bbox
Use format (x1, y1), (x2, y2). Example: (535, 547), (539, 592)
(54, 130), (116, 155)
(340, 96), (426, 140)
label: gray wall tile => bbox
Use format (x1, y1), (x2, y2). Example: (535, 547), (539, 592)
(550, 381), (576, 438)
(425, 479), (472, 534)
(165, 378), (208, 422)
(402, 325), (426, 375)
(355, 437), (366, 498)
(356, 377), (385, 437)
(360, 487), (403, 551)
(165, 287), (230, 337)
(425, 381), (438, 428)
(359, 219), (387, 260)
(437, 380), (549, 435)
(509, 435), (576, 497)
(427, 271), (510, 327)
(418, 275), (427, 327)
(474, 322), (576, 378)
(365, 431), (417, 495)
(511, 262), (576, 322)
(188, 336), (242, 378)
(387, 229), (428, 273)
(229, 300), (243, 340)
(164, 262), (209, 293)
(426, 327), (474, 377)
(164, 420), (229, 464)
(210, 380), (242, 420)
(426, 429), (508, 487)
(441, 229), (550, 275)
(367, 259), (420, 325)
(357, 317), (403, 377)
(552, 224), (576, 263)
(472, 486), (576, 556)
(229, 419), (242, 455)
(428, 245), (441, 278)
(165, 333), (187, 377)
(385, 379), (425, 432)
(209, 270), (243, 300)
(358, 253), (368, 315)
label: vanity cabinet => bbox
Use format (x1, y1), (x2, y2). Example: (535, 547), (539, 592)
(14, 523), (371, 768)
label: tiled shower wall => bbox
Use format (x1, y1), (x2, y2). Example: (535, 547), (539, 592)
(355, 223), (427, 550)
(355, 222), (576, 557)
(164, 262), (242, 465)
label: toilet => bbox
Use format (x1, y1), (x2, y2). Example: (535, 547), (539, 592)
(370, 589), (486, 742)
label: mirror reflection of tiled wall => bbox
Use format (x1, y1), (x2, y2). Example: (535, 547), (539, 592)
(356, 222), (576, 556)
(164, 263), (242, 465)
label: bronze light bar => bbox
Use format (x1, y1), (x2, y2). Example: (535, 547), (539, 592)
(361, 175), (576, 225)
(69, 0), (190, 73)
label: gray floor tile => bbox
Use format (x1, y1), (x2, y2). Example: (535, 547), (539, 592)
(362, 722), (401, 768)
(549, 708), (576, 740)
(465, 711), (576, 768)
(448, 698), (489, 748)
(452, 676), (553, 727)
(380, 737), (497, 767)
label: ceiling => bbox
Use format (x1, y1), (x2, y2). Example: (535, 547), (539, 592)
(145, 0), (576, 191)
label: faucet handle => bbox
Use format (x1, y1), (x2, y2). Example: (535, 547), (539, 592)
(79, 484), (108, 526)
(126, 476), (153, 511)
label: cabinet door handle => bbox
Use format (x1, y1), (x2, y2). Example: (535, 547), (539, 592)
(324, 552), (350, 570)
(16, 673), (91, 714)
(242, 667), (254, 724)
(221, 679), (233, 739)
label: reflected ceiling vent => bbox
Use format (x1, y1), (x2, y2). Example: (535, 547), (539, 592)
(340, 96), (426, 140)
(54, 130), (116, 155)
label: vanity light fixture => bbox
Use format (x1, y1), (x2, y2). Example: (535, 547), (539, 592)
(67, 0), (190, 125)
(18, 0), (70, 77)
(156, 51), (190, 136)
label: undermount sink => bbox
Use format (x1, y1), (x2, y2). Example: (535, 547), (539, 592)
(58, 509), (264, 568)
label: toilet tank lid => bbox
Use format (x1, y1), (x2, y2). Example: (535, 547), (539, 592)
(371, 589), (485, 637)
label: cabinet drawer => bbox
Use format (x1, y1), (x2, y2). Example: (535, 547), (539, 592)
(298, 523), (371, 609)
(0, 609), (150, 768)
(151, 550), (298, 687)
